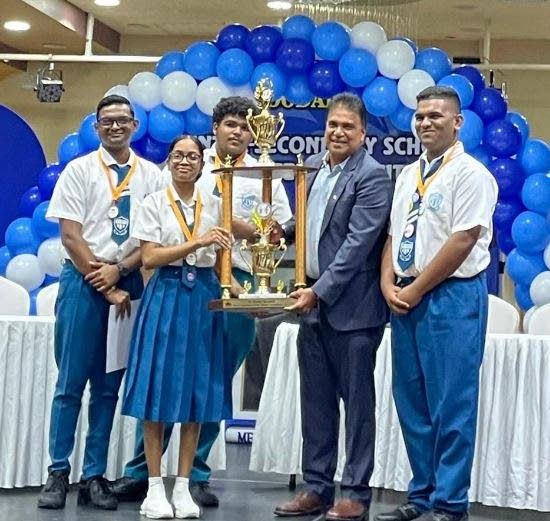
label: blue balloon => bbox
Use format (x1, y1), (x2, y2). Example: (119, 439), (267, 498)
(521, 173), (550, 214)
(338, 48), (377, 88)
(458, 109), (484, 152)
(506, 111), (529, 145)
(184, 104), (213, 135)
(246, 25), (283, 64)
(392, 36), (418, 54)
(453, 65), (485, 93)
(29, 287), (40, 316)
(5, 217), (40, 255)
(78, 113), (100, 151)
(217, 48), (254, 86)
(32, 201), (59, 239)
(506, 248), (546, 286)
(43, 274), (59, 286)
(250, 63), (286, 100)
(284, 75), (314, 105)
(511, 210), (550, 253)
(470, 146), (491, 167)
(515, 284), (534, 311)
(484, 118), (522, 158)
(496, 229), (515, 255)
(131, 104), (148, 143)
(520, 138), (550, 176)
(155, 51), (185, 78)
(19, 186), (42, 217)
(472, 87), (508, 123)
(363, 77), (400, 117)
(58, 132), (84, 164)
(489, 158), (525, 198)
(312, 22), (350, 61)
(282, 15), (316, 41)
(415, 47), (452, 82)
(133, 135), (170, 164)
(38, 163), (64, 200)
(275, 38), (315, 75)
(437, 74), (474, 109)
(308, 61), (345, 99)
(494, 197), (525, 232)
(389, 104), (415, 133)
(0, 246), (11, 276)
(148, 105), (186, 144)
(183, 41), (220, 80)
(217, 24), (250, 51)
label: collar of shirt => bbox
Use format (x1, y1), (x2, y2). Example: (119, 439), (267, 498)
(204, 144), (255, 166)
(167, 183), (198, 209)
(321, 152), (350, 176)
(419, 141), (464, 172)
(99, 145), (135, 168)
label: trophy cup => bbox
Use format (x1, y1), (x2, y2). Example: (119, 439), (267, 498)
(208, 79), (316, 313)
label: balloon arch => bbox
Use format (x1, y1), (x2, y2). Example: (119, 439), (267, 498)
(2, 16), (550, 315)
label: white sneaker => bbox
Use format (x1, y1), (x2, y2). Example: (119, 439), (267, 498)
(172, 485), (201, 519)
(140, 493), (174, 519)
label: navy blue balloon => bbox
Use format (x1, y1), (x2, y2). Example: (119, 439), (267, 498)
(415, 47), (452, 82)
(308, 61), (345, 99)
(184, 104), (213, 135)
(493, 197), (524, 232)
(338, 48), (377, 88)
(389, 104), (415, 133)
(496, 229), (515, 255)
(282, 15), (316, 41)
(250, 63), (287, 100)
(437, 74), (474, 108)
(489, 158), (525, 198)
(512, 210), (550, 253)
(246, 26), (283, 64)
(521, 173), (550, 214)
(472, 87), (508, 123)
(155, 51), (185, 78)
(183, 41), (220, 80)
(520, 138), (550, 176)
(78, 113), (100, 151)
(19, 186), (42, 217)
(148, 105), (186, 144)
(506, 111), (529, 145)
(470, 146), (491, 167)
(133, 135), (170, 164)
(0, 246), (11, 276)
(311, 22), (350, 61)
(33, 201), (59, 239)
(58, 132), (84, 164)
(275, 38), (315, 75)
(285, 75), (314, 105)
(5, 217), (40, 255)
(38, 163), (64, 200)
(217, 24), (250, 51)
(131, 104), (148, 143)
(515, 284), (534, 311)
(217, 48), (254, 86)
(453, 65), (485, 93)
(506, 248), (546, 286)
(363, 77), (400, 117)
(458, 109), (484, 151)
(484, 118), (522, 158)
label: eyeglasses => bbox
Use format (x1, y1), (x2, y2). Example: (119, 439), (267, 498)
(169, 152), (202, 164)
(96, 117), (135, 128)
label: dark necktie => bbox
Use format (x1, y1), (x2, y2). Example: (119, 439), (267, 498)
(110, 164), (131, 245)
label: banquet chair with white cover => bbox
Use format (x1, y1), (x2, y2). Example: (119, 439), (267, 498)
(36, 283), (59, 316)
(0, 276), (30, 315)
(527, 303), (550, 334)
(487, 294), (520, 333)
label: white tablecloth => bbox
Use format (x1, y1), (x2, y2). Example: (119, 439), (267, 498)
(250, 323), (550, 512)
(0, 316), (225, 488)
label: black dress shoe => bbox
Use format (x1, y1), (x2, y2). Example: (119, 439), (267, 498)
(190, 482), (219, 507)
(375, 503), (423, 521)
(109, 476), (148, 501)
(432, 511), (468, 521)
(37, 470), (69, 509)
(78, 476), (118, 510)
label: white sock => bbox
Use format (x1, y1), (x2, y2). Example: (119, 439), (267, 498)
(174, 477), (189, 490)
(148, 476), (164, 492)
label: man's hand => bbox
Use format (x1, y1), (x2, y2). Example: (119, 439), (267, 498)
(397, 284), (423, 311)
(284, 287), (318, 313)
(381, 283), (410, 316)
(104, 288), (131, 320)
(85, 261), (120, 292)
(269, 221), (284, 244)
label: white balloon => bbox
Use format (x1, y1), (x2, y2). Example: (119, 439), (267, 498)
(350, 21), (387, 54)
(376, 40), (416, 80)
(37, 238), (64, 277)
(195, 77), (233, 116)
(104, 84), (131, 99)
(161, 71), (197, 112)
(523, 306), (538, 332)
(128, 72), (162, 111)
(232, 84), (254, 99)
(543, 241), (550, 269)
(398, 69), (436, 109)
(530, 270), (550, 306)
(6, 254), (45, 292)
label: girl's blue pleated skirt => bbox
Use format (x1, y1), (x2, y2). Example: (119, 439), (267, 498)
(122, 265), (231, 423)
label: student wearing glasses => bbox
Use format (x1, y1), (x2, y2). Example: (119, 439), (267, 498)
(38, 95), (168, 511)
(121, 135), (237, 519)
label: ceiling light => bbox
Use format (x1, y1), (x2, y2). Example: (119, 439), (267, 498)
(267, 1), (292, 10)
(94, 0), (121, 6)
(4, 20), (31, 32)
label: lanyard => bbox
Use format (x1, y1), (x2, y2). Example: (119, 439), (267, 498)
(98, 152), (138, 201)
(213, 151), (246, 195)
(415, 142), (460, 198)
(166, 187), (203, 241)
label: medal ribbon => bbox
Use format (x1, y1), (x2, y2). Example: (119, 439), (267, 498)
(99, 152), (138, 202)
(166, 186), (203, 242)
(213, 151), (246, 195)
(415, 141), (460, 198)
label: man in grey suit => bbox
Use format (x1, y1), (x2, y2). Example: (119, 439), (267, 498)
(274, 93), (392, 521)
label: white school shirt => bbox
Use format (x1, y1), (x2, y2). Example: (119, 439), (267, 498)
(132, 184), (221, 268)
(196, 145), (293, 272)
(389, 141), (498, 279)
(47, 147), (170, 263)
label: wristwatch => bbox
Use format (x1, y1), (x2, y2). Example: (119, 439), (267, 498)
(117, 262), (131, 277)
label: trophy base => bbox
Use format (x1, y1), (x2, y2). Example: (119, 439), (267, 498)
(208, 297), (295, 313)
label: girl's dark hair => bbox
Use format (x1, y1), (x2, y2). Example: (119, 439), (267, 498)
(168, 134), (205, 155)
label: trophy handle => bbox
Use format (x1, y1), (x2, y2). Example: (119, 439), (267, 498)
(275, 112), (285, 140)
(246, 109), (259, 142)
(239, 239), (254, 274)
(272, 238), (288, 271)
